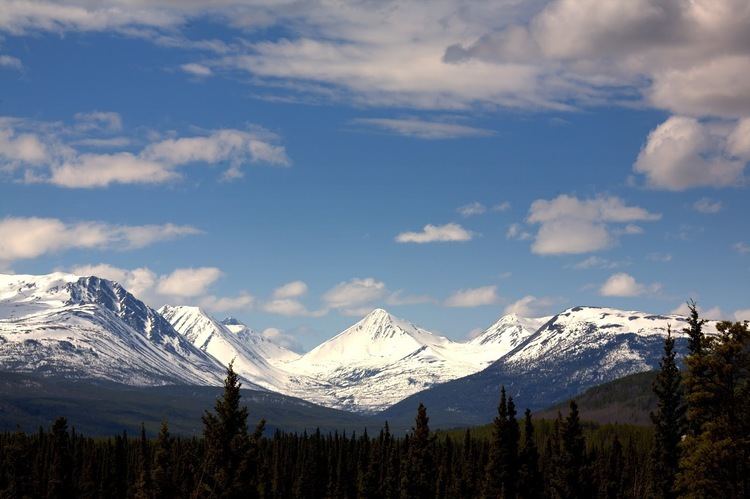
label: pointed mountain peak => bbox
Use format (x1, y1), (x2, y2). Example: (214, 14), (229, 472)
(221, 316), (245, 326)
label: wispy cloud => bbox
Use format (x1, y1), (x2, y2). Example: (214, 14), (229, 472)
(396, 223), (474, 244)
(353, 118), (494, 139)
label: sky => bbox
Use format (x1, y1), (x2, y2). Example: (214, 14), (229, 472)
(1, 0), (749, 351)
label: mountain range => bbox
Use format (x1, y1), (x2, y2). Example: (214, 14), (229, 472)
(0, 271), (714, 427)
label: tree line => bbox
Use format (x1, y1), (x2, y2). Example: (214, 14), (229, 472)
(0, 303), (747, 498)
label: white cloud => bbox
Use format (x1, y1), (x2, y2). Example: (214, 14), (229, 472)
(457, 202), (486, 217)
(74, 111), (123, 132)
(70, 263), (156, 297)
(492, 201), (511, 212)
(671, 302), (725, 321)
(199, 293), (254, 313)
(734, 309), (750, 322)
(504, 295), (556, 317)
(181, 62), (212, 76)
(0, 55), (22, 70)
(272, 280), (308, 299)
(0, 217), (199, 263)
(647, 252), (672, 263)
(599, 272), (660, 297)
(396, 223), (474, 244)
(51, 152), (178, 188)
(444, 285), (499, 308)
(634, 116), (747, 190)
(506, 223), (532, 241)
(322, 277), (387, 315)
(385, 290), (434, 306)
(693, 198), (723, 214)
(68, 262), (252, 312)
(0, 116), (290, 187)
(156, 267), (223, 297)
(354, 118), (494, 139)
(733, 242), (750, 254)
(260, 327), (301, 352)
(569, 256), (623, 270)
(526, 195), (660, 255)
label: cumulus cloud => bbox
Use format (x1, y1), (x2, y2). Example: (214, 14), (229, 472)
(260, 328), (302, 352)
(444, 285), (499, 308)
(68, 262), (253, 313)
(353, 118), (494, 139)
(734, 309), (750, 322)
(70, 263), (156, 297)
(0, 217), (200, 263)
(0, 115), (290, 187)
(200, 293), (254, 312)
(671, 302), (725, 321)
(634, 116), (748, 190)
(156, 267), (223, 297)
(322, 277), (387, 315)
(396, 223), (474, 244)
(272, 280), (308, 299)
(599, 272), (661, 297)
(525, 195), (660, 255)
(504, 295), (556, 317)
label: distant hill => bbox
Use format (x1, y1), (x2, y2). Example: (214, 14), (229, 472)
(0, 371), (375, 436)
(536, 370), (657, 425)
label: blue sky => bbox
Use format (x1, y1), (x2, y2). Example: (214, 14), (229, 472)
(1, 1), (749, 350)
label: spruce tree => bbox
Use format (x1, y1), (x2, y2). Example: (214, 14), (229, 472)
(552, 401), (589, 499)
(197, 361), (252, 499)
(152, 421), (173, 499)
(484, 386), (508, 498)
(518, 409), (542, 499)
(650, 326), (685, 499)
(401, 403), (434, 499)
(47, 417), (73, 499)
(134, 424), (151, 499)
(677, 321), (750, 498)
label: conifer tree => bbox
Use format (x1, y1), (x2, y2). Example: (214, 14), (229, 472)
(650, 326), (684, 499)
(134, 424), (151, 499)
(197, 361), (251, 499)
(518, 409), (542, 499)
(152, 421), (173, 499)
(552, 401), (589, 499)
(484, 386), (508, 498)
(47, 417), (73, 499)
(677, 321), (750, 498)
(401, 403), (434, 499)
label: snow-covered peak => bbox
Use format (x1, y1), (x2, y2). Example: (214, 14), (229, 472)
(470, 313), (550, 358)
(296, 308), (450, 368)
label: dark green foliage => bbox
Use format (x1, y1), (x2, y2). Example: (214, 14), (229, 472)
(519, 409), (542, 499)
(677, 319), (750, 498)
(401, 403), (434, 498)
(650, 327), (684, 499)
(483, 386), (520, 498)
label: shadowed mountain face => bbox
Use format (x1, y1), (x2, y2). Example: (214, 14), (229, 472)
(0, 273), (227, 387)
(381, 307), (710, 428)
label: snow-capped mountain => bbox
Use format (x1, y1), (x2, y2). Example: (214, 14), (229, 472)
(220, 317), (301, 364)
(0, 272), (722, 420)
(0, 273), (227, 386)
(159, 305), (297, 391)
(283, 308), (493, 412)
(469, 313), (551, 362)
(383, 306), (718, 427)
